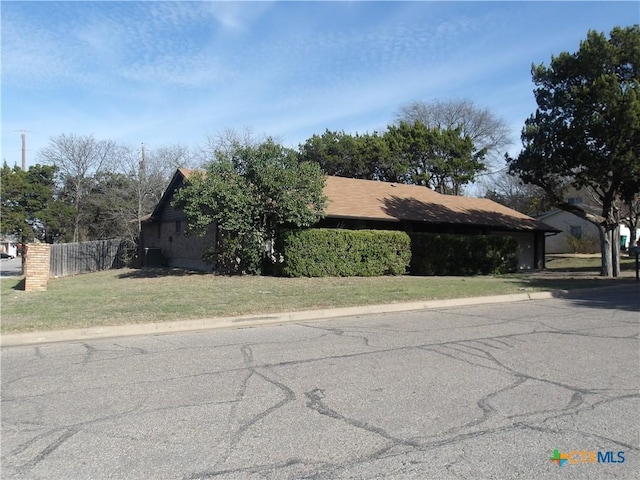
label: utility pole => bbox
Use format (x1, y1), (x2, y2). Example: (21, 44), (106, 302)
(140, 142), (146, 182)
(137, 143), (146, 261)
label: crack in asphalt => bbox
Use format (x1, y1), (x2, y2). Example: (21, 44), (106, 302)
(304, 387), (419, 448)
(3, 397), (148, 476)
(212, 345), (298, 471)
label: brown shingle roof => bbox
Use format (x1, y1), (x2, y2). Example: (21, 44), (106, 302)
(324, 176), (557, 232)
(151, 169), (556, 232)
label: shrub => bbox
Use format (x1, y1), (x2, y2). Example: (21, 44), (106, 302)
(565, 234), (599, 254)
(409, 233), (518, 275)
(278, 229), (411, 277)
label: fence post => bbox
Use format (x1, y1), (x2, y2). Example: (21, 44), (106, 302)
(24, 243), (51, 291)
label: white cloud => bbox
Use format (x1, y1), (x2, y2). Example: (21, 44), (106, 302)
(2, 0), (637, 170)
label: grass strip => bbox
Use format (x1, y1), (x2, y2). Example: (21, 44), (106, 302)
(2, 257), (636, 334)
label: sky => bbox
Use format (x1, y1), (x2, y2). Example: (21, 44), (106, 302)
(1, 0), (638, 170)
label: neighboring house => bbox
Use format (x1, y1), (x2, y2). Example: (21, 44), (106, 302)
(538, 209), (639, 254)
(0, 239), (18, 258)
(141, 169), (558, 272)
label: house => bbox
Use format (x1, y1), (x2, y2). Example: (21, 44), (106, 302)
(536, 189), (638, 253)
(140, 169), (215, 271)
(319, 176), (557, 270)
(141, 169), (559, 272)
(538, 209), (639, 254)
(0, 238), (18, 258)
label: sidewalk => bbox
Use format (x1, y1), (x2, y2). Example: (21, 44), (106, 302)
(0, 289), (589, 347)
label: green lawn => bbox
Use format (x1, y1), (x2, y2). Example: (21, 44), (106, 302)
(1, 255), (636, 334)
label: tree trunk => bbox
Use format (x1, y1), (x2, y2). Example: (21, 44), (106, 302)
(612, 224), (620, 278)
(599, 225), (613, 277)
(599, 223), (620, 278)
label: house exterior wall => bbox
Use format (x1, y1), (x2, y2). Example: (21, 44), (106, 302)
(0, 241), (17, 257)
(141, 212), (217, 272)
(541, 211), (600, 254)
(489, 231), (540, 270)
(144, 212), (544, 272)
(540, 210), (639, 253)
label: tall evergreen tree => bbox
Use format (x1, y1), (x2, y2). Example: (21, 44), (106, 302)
(508, 25), (640, 277)
(0, 163), (72, 243)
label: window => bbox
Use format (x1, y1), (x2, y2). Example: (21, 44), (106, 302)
(567, 197), (582, 205)
(570, 225), (582, 238)
(175, 221), (182, 234)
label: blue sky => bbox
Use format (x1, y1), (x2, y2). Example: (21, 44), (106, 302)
(2, 1), (638, 169)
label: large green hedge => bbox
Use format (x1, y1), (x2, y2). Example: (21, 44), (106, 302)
(409, 233), (519, 275)
(278, 229), (411, 277)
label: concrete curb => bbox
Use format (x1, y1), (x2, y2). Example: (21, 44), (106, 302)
(1, 290), (572, 347)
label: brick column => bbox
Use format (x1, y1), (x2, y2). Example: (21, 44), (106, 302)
(24, 243), (50, 292)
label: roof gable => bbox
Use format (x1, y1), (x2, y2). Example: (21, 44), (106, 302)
(147, 168), (198, 221)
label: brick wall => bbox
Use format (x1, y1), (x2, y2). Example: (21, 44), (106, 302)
(24, 243), (50, 292)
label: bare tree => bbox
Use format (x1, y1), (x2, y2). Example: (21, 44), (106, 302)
(396, 99), (512, 173)
(203, 127), (265, 164)
(115, 143), (199, 241)
(39, 133), (117, 242)
(482, 168), (553, 216)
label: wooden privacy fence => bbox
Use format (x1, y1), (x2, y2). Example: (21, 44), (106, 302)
(49, 239), (134, 277)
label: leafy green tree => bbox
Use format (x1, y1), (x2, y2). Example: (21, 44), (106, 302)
(298, 130), (404, 181)
(385, 121), (486, 194)
(0, 163), (28, 238)
(0, 162), (72, 243)
(508, 25), (640, 277)
(298, 124), (486, 192)
(174, 138), (326, 274)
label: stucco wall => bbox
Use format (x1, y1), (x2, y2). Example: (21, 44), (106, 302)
(541, 211), (639, 253)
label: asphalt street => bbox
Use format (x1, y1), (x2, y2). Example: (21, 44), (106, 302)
(0, 257), (22, 277)
(1, 285), (639, 479)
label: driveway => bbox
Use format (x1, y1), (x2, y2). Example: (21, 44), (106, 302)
(1, 285), (638, 479)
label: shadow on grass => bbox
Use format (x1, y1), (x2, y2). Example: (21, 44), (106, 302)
(118, 267), (211, 279)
